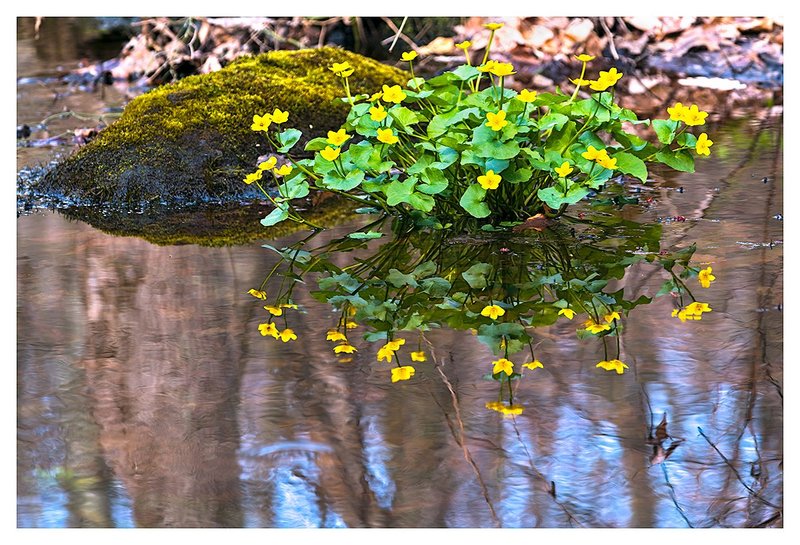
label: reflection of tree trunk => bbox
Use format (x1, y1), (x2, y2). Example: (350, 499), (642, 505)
(73, 232), (247, 527)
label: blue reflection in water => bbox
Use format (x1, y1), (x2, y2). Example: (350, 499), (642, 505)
(362, 414), (396, 510)
(497, 419), (535, 528)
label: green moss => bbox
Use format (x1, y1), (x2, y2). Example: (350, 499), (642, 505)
(40, 47), (408, 204)
(61, 196), (361, 247)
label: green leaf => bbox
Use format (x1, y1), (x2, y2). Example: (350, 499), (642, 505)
(452, 64), (480, 81)
(276, 128), (302, 152)
(420, 277), (451, 297)
(323, 168), (365, 191)
(656, 149), (695, 172)
(418, 168), (449, 195)
(652, 119), (678, 145)
(571, 98), (610, 123)
(390, 106), (422, 127)
(462, 262), (493, 289)
(537, 183), (590, 208)
(538, 112), (569, 131)
(612, 152), (648, 182)
(347, 231), (384, 240)
(473, 138), (520, 160)
(280, 176), (310, 199)
(304, 136), (330, 151)
(504, 167), (532, 184)
(260, 205), (289, 227)
(459, 184), (491, 218)
(386, 268), (418, 288)
(427, 107), (479, 139)
(385, 177), (417, 206)
(318, 272), (361, 293)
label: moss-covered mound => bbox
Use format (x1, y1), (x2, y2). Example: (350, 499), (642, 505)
(39, 47), (408, 204)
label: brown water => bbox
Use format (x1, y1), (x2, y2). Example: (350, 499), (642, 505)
(17, 19), (783, 529)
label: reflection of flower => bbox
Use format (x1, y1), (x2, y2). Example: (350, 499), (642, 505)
(485, 401), (524, 415)
(377, 345), (395, 362)
(258, 322), (279, 338)
(672, 301), (712, 321)
(596, 359), (629, 374)
(278, 328), (298, 342)
(584, 319), (611, 334)
(391, 366), (415, 382)
(698, 266), (716, 287)
(264, 305), (283, 316)
(334, 343), (357, 354)
(248, 289), (267, 300)
(492, 358), (514, 376)
(411, 351), (426, 362)
(326, 330), (347, 342)
(523, 360), (543, 370)
(604, 311), (621, 323)
(558, 308), (576, 320)
(481, 304), (506, 320)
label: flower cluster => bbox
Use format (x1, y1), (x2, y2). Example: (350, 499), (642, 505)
(672, 301), (712, 322)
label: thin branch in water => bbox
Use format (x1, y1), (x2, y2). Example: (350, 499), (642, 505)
(661, 463), (694, 527)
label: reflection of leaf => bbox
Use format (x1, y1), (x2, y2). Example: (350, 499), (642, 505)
(386, 268), (418, 288)
(420, 277), (451, 297)
(348, 231), (384, 240)
(462, 262), (493, 289)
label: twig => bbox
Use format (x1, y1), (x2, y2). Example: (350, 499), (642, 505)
(425, 337), (501, 527)
(661, 463), (694, 527)
(697, 427), (781, 510)
(383, 17), (416, 52)
(598, 17), (619, 61)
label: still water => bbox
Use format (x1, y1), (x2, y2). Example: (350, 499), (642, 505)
(16, 17), (782, 528)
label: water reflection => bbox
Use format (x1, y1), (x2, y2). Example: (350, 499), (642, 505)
(17, 116), (783, 528)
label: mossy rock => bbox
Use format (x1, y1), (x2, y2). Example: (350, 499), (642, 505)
(38, 47), (408, 204)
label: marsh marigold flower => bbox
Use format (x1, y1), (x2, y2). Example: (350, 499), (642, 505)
(604, 311), (621, 323)
(696, 133), (713, 156)
(264, 305), (283, 316)
(698, 266), (716, 288)
(329, 62), (353, 77)
(575, 54), (596, 62)
(385, 338), (406, 351)
(248, 289), (267, 300)
(320, 146), (340, 162)
(381, 84), (407, 104)
(487, 62), (516, 77)
(369, 104), (387, 122)
(258, 157), (277, 171)
(327, 129), (350, 147)
(274, 164), (292, 176)
(523, 360), (544, 370)
(483, 22), (504, 30)
(596, 359), (629, 374)
(555, 162), (574, 178)
(391, 366), (415, 383)
(480, 304), (505, 320)
(477, 170), (501, 190)
(243, 171), (263, 185)
(582, 145), (603, 161)
(277, 328), (297, 342)
(251, 113), (272, 132)
(667, 102), (687, 122)
(485, 110), (508, 131)
(377, 345), (395, 362)
(589, 67), (623, 91)
(401, 51), (418, 61)
(326, 330), (347, 342)
(456, 40), (472, 50)
(683, 104), (708, 126)
(377, 127), (399, 144)
(597, 154), (617, 170)
(410, 351), (426, 362)
(258, 322), (279, 338)
(492, 358), (514, 376)
(571, 78), (593, 86)
(584, 319), (611, 334)
(271, 109), (289, 124)
(334, 343), (357, 354)
(558, 308), (576, 320)
(517, 89), (537, 102)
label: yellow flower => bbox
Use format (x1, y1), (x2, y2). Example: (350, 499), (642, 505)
(596, 154), (617, 170)
(485, 110), (508, 131)
(582, 145), (603, 161)
(243, 171), (263, 185)
(696, 133), (713, 156)
(478, 60), (499, 73)
(571, 78), (593, 86)
(258, 322), (279, 338)
(487, 62), (516, 77)
(683, 104), (708, 126)
(377, 345), (395, 362)
(280, 303), (298, 310)
(391, 366), (416, 383)
(485, 401), (504, 413)
(251, 113), (272, 132)
(686, 301), (712, 315)
(584, 319), (611, 334)
(698, 266), (716, 288)
(401, 51), (418, 61)
(264, 305), (283, 316)
(376, 127), (399, 144)
(558, 308), (576, 320)
(667, 102), (687, 122)
(327, 129), (350, 147)
(369, 91), (383, 102)
(326, 330), (347, 342)
(320, 146), (340, 162)
(483, 22), (504, 30)
(575, 54), (595, 62)
(369, 103), (387, 122)
(384, 338), (406, 351)
(492, 358), (514, 376)
(271, 108), (289, 124)
(277, 328), (298, 342)
(381, 84), (407, 104)
(334, 343), (357, 354)
(517, 89), (537, 103)
(248, 289), (267, 300)
(523, 360), (544, 370)
(673, 302), (712, 321)
(456, 40), (472, 50)
(500, 404), (524, 416)
(588, 67), (623, 91)
(596, 359), (629, 374)
(604, 311), (621, 323)
(329, 62), (353, 77)
(555, 161), (573, 178)
(258, 157), (277, 171)
(477, 170), (502, 190)
(345, 321), (358, 329)
(410, 351), (426, 362)
(480, 304), (506, 320)
(274, 164), (292, 176)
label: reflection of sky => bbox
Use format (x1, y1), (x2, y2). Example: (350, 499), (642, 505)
(362, 414), (396, 511)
